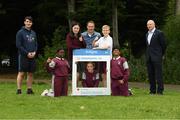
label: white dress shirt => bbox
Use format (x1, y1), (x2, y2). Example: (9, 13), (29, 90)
(95, 35), (113, 51)
(147, 28), (156, 45)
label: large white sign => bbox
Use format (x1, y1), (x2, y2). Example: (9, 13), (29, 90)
(72, 49), (111, 96)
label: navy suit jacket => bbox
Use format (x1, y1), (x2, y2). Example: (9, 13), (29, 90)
(146, 29), (166, 62)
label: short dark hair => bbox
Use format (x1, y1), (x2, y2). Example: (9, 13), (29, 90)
(56, 48), (64, 53)
(113, 47), (120, 51)
(24, 16), (33, 22)
(86, 20), (95, 26)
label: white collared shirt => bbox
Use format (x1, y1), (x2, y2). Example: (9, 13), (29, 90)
(147, 28), (155, 45)
(95, 35), (113, 57)
(95, 35), (113, 51)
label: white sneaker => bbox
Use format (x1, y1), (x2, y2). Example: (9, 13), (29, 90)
(47, 89), (54, 97)
(41, 89), (48, 96)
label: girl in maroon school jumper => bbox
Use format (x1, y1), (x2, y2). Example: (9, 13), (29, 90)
(82, 62), (100, 87)
(46, 48), (70, 97)
(66, 21), (86, 66)
(111, 48), (130, 96)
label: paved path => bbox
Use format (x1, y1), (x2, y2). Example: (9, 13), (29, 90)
(129, 82), (180, 92)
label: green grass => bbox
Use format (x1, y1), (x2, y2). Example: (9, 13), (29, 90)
(0, 82), (180, 119)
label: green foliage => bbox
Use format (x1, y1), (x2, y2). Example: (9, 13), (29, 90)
(115, 45), (147, 82)
(163, 15), (180, 84)
(35, 26), (67, 78)
(124, 0), (170, 56)
(0, 83), (180, 119)
(167, 0), (176, 15)
(127, 15), (180, 84)
(128, 55), (148, 82)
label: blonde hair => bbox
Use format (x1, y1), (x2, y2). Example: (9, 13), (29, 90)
(102, 25), (110, 30)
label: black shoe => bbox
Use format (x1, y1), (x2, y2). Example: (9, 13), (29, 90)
(27, 88), (34, 94)
(16, 89), (22, 94)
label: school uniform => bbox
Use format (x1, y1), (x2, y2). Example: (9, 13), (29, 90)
(82, 71), (100, 87)
(111, 56), (130, 96)
(46, 57), (70, 97)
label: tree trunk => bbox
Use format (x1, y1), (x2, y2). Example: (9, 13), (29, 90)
(112, 0), (120, 48)
(67, 0), (75, 31)
(176, 0), (180, 15)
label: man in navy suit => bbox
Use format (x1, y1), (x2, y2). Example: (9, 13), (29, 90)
(146, 20), (166, 95)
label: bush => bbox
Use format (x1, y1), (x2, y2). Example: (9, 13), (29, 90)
(163, 15), (180, 84)
(119, 46), (148, 82)
(128, 15), (180, 84)
(128, 55), (148, 82)
(35, 26), (67, 78)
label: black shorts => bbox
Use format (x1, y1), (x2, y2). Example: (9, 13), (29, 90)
(18, 54), (36, 72)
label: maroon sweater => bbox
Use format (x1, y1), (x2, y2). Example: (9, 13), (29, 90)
(111, 56), (130, 82)
(46, 57), (70, 77)
(82, 71), (100, 87)
(66, 33), (86, 61)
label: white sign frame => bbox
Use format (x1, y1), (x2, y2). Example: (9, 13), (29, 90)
(72, 49), (111, 96)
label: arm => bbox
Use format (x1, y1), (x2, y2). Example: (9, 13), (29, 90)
(93, 36), (102, 48)
(79, 36), (86, 48)
(16, 31), (28, 56)
(66, 33), (85, 49)
(92, 39), (99, 47)
(66, 33), (73, 49)
(34, 33), (38, 54)
(122, 60), (130, 82)
(102, 36), (113, 49)
(82, 72), (87, 87)
(29, 33), (38, 58)
(159, 31), (167, 56)
(65, 60), (71, 73)
(46, 58), (55, 73)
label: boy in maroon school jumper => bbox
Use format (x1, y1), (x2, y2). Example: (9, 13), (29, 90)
(82, 62), (100, 87)
(46, 48), (70, 97)
(111, 48), (130, 96)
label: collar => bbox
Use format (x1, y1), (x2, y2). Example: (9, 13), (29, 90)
(56, 57), (64, 60)
(103, 35), (110, 39)
(113, 56), (120, 60)
(148, 28), (156, 33)
(87, 32), (94, 37)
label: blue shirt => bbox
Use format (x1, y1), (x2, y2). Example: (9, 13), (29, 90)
(81, 31), (101, 49)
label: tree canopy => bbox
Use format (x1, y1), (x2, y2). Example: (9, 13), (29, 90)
(0, 0), (170, 59)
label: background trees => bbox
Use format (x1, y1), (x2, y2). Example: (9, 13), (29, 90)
(1, 0), (179, 83)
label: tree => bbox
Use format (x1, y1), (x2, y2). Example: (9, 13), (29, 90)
(67, 0), (75, 31)
(176, 0), (180, 15)
(112, 0), (119, 48)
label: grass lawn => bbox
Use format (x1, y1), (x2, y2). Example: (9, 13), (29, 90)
(0, 81), (180, 119)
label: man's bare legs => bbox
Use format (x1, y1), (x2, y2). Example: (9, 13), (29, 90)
(26, 72), (34, 94)
(16, 72), (34, 94)
(27, 72), (33, 89)
(17, 72), (24, 94)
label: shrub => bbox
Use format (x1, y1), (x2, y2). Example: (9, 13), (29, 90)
(35, 26), (67, 78)
(128, 55), (148, 82)
(163, 15), (180, 84)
